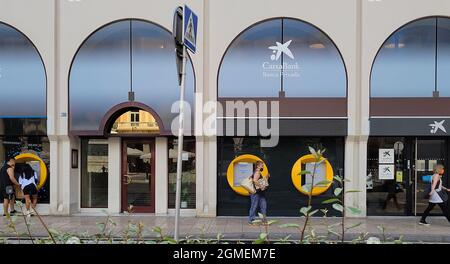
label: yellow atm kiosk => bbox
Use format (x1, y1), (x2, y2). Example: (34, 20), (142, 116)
(14, 152), (48, 189)
(291, 154), (333, 196)
(226, 154), (269, 196)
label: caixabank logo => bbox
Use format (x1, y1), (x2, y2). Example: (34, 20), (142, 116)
(262, 40), (299, 78)
(429, 120), (447, 134)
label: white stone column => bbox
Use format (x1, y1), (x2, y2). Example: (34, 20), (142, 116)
(344, 135), (368, 217)
(155, 137), (168, 215)
(49, 135), (58, 214)
(49, 135), (71, 215)
(69, 136), (80, 214)
(195, 136), (204, 216)
(197, 135), (217, 217)
(108, 137), (121, 214)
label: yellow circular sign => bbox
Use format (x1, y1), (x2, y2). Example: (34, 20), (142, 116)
(226, 154), (269, 196)
(15, 153), (48, 190)
(291, 154), (333, 196)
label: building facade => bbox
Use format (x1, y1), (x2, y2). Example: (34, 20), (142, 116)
(1, 0), (450, 217)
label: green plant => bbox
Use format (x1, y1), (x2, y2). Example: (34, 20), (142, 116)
(95, 211), (117, 244)
(31, 206), (57, 244)
(298, 147), (328, 242)
(151, 226), (177, 244)
(181, 187), (189, 202)
(322, 174), (361, 243)
(16, 201), (34, 244)
(5, 213), (20, 244)
(351, 232), (369, 244)
(252, 212), (278, 244)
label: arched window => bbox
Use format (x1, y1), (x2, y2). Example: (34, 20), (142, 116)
(69, 19), (195, 134)
(0, 22), (49, 203)
(371, 17), (450, 116)
(110, 109), (160, 134)
(218, 18), (347, 117)
(0, 22), (46, 118)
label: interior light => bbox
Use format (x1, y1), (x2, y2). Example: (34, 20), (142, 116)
(309, 43), (325, 49)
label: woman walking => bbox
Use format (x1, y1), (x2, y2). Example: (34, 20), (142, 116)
(18, 164), (39, 217)
(248, 161), (270, 226)
(419, 164), (450, 226)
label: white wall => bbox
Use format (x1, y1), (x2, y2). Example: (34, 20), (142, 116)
(108, 137), (121, 214)
(155, 137), (168, 215)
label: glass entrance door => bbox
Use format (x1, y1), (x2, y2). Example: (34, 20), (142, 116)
(121, 139), (155, 213)
(367, 137), (409, 215)
(412, 138), (447, 215)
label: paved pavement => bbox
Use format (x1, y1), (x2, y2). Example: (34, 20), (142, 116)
(1, 214), (450, 243)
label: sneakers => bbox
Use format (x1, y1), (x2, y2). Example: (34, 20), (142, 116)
(419, 220), (430, 226)
(9, 210), (17, 215)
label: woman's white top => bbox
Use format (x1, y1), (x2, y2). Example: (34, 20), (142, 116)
(429, 174), (443, 204)
(18, 172), (38, 190)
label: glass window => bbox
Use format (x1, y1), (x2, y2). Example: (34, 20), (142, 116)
(437, 18), (450, 96)
(124, 141), (152, 208)
(367, 137), (407, 216)
(70, 19), (195, 132)
(81, 139), (108, 208)
(219, 19), (282, 97)
(371, 18), (437, 97)
(0, 136), (50, 203)
(0, 23), (46, 118)
(217, 137), (344, 216)
(131, 20), (195, 129)
(70, 21), (130, 131)
(282, 19), (346, 97)
(218, 18), (346, 98)
(168, 137), (196, 209)
(110, 110), (160, 134)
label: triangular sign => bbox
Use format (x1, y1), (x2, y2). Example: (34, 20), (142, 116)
(185, 13), (195, 45)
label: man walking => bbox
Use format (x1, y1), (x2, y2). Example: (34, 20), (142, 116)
(0, 157), (19, 216)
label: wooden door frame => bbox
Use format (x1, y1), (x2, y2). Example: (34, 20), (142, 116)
(121, 138), (156, 213)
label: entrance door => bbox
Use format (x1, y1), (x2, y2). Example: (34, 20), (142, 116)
(121, 139), (155, 213)
(411, 138), (448, 215)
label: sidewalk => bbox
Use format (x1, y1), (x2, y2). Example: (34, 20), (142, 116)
(1, 215), (449, 243)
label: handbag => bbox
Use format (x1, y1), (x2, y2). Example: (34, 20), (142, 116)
(437, 189), (449, 202)
(5, 185), (14, 195)
(240, 177), (256, 194)
(257, 177), (269, 191)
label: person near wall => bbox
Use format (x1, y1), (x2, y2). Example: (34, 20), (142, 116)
(382, 180), (401, 211)
(18, 164), (39, 217)
(419, 164), (450, 226)
(0, 157), (19, 216)
(248, 161), (270, 226)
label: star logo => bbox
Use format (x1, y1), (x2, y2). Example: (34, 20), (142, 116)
(429, 120), (447, 134)
(268, 40), (294, 61)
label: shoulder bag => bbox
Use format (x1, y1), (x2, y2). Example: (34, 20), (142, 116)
(240, 177), (256, 194)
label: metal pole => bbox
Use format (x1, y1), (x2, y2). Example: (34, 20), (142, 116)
(174, 45), (187, 241)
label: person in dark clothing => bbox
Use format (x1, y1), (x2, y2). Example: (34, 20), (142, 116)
(419, 164), (450, 226)
(18, 164), (39, 217)
(0, 157), (19, 216)
(382, 180), (401, 210)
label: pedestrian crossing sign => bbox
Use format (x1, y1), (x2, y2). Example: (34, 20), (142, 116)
(183, 4), (198, 53)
